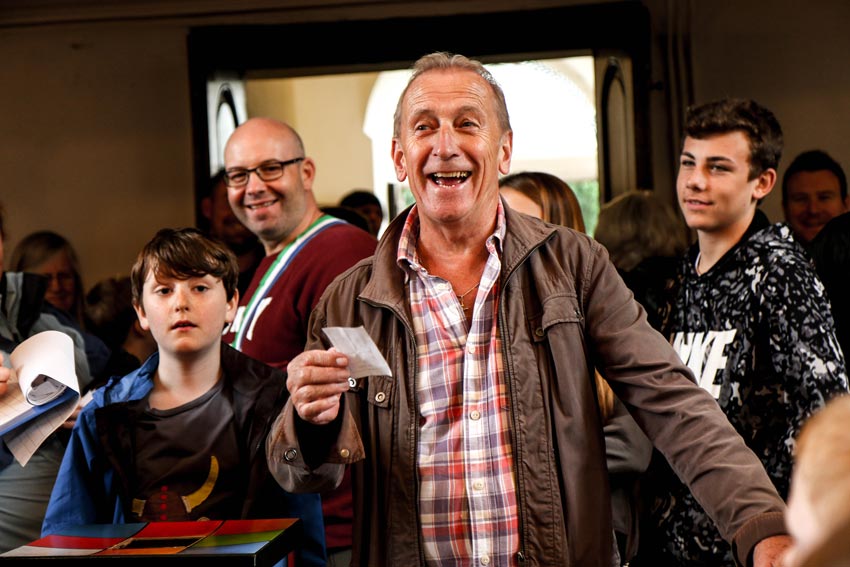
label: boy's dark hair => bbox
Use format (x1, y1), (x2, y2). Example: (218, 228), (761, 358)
(130, 227), (239, 305)
(781, 149), (848, 204)
(684, 97), (783, 181)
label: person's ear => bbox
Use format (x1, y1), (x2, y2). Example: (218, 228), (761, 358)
(498, 130), (513, 175)
(133, 302), (150, 332)
(753, 168), (777, 201)
(300, 158), (317, 191)
(391, 139), (408, 182)
(224, 289), (239, 324)
(130, 318), (148, 337)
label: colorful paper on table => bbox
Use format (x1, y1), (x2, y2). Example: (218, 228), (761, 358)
(0, 519), (302, 566)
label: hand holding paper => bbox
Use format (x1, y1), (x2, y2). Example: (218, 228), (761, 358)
(0, 331), (82, 465)
(322, 326), (392, 378)
(286, 327), (389, 426)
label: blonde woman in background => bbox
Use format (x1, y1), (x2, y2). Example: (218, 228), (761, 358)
(500, 171), (653, 566)
(11, 231), (110, 382)
(11, 231), (86, 323)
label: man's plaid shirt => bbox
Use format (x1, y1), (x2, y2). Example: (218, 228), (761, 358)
(397, 203), (519, 566)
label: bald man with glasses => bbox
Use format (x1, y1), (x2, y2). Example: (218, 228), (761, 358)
(221, 117), (377, 567)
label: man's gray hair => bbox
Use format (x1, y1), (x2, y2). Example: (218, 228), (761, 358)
(392, 52), (512, 138)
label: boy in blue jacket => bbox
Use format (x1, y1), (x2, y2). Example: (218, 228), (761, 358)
(42, 227), (325, 566)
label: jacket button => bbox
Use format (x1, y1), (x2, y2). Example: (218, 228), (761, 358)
(375, 392), (386, 403)
(534, 327), (544, 337)
(339, 448), (350, 459)
(284, 448), (298, 462)
(348, 377), (357, 388)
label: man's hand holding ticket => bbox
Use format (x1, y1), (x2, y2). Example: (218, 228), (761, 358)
(321, 326), (392, 378)
(286, 326), (390, 425)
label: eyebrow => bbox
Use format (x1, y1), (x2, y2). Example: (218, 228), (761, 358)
(408, 104), (484, 123)
(706, 156), (735, 165)
(456, 104), (484, 116)
(680, 151), (737, 165)
(407, 107), (432, 122)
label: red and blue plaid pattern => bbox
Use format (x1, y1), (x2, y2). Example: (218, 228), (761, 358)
(396, 204), (519, 566)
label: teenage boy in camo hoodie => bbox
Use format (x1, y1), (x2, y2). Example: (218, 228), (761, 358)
(636, 98), (848, 567)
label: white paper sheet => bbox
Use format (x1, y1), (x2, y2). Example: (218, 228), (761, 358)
(322, 326), (392, 378)
(1, 331), (81, 466)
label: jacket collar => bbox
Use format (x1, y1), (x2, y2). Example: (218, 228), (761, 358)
(359, 199), (557, 309)
(686, 207), (772, 269)
(98, 342), (284, 433)
(101, 342), (280, 403)
(499, 201), (560, 277)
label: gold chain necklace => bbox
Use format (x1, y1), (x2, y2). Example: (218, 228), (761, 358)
(456, 283), (479, 312)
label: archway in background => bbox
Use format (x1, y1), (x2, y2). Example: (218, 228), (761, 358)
(188, 3), (652, 232)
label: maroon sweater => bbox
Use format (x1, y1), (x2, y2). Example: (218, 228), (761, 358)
(223, 220), (376, 551)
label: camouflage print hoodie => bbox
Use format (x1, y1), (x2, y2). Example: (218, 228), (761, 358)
(644, 216), (849, 566)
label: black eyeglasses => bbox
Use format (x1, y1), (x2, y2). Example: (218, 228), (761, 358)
(224, 157), (305, 188)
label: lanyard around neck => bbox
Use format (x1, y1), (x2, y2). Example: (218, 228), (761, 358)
(230, 214), (344, 350)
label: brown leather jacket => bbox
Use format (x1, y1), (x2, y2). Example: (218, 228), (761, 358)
(268, 204), (786, 566)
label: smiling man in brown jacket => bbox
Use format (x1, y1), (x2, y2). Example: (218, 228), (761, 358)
(267, 52), (790, 567)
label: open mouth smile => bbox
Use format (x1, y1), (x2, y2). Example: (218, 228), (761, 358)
(430, 171), (470, 186)
(246, 198), (279, 211)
